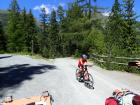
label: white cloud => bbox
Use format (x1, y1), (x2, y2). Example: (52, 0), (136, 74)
(40, 4), (49, 14)
(33, 4), (57, 14)
(102, 11), (111, 17)
(59, 3), (65, 7)
(33, 6), (40, 10)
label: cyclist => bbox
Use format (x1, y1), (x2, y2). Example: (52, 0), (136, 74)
(78, 54), (88, 70)
(77, 54), (88, 81)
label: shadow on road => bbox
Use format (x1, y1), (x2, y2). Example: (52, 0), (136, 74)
(0, 55), (12, 59)
(0, 64), (56, 97)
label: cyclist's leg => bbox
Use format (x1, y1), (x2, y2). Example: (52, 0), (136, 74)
(77, 65), (83, 77)
(84, 70), (89, 81)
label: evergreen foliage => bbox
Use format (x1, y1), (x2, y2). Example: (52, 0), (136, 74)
(48, 10), (60, 57)
(122, 0), (137, 55)
(39, 8), (49, 57)
(7, 0), (20, 52)
(105, 0), (124, 56)
(0, 21), (6, 51)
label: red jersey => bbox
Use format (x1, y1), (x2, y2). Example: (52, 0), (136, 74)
(78, 58), (87, 67)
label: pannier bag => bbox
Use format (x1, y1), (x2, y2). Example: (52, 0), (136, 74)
(112, 89), (139, 105)
(105, 97), (119, 105)
(132, 95), (140, 105)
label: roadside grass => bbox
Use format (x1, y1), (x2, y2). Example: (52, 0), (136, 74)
(1, 52), (46, 60)
(0, 52), (57, 63)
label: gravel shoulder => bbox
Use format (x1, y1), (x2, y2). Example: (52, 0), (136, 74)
(0, 54), (140, 105)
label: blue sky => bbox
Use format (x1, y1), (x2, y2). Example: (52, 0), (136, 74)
(0, 0), (140, 21)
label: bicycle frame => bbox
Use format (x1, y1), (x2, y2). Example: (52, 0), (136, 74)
(79, 65), (89, 80)
(76, 65), (94, 89)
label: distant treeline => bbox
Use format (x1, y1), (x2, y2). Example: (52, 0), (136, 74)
(0, 0), (140, 60)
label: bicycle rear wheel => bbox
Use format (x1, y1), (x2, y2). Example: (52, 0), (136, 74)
(76, 69), (80, 81)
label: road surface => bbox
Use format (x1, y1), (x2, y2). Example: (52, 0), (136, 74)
(0, 54), (140, 105)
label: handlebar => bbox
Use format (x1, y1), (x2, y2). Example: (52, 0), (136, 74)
(83, 65), (92, 70)
(83, 65), (92, 67)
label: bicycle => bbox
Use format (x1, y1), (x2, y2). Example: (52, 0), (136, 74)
(76, 65), (94, 89)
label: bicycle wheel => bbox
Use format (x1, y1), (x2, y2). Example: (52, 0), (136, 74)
(84, 73), (94, 89)
(76, 69), (80, 81)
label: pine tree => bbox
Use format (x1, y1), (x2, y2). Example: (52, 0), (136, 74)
(105, 0), (123, 56)
(76, 0), (97, 19)
(0, 21), (6, 51)
(26, 9), (37, 54)
(48, 10), (59, 57)
(17, 8), (28, 52)
(67, 2), (83, 20)
(7, 0), (20, 52)
(122, 0), (137, 54)
(40, 8), (48, 34)
(57, 5), (65, 33)
(57, 5), (65, 55)
(39, 7), (49, 56)
(57, 5), (65, 23)
(62, 2), (92, 56)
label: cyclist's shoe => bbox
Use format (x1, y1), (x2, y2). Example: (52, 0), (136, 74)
(77, 77), (80, 81)
(79, 78), (84, 82)
(84, 80), (89, 84)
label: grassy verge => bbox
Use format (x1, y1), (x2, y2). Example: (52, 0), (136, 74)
(0, 52), (48, 60)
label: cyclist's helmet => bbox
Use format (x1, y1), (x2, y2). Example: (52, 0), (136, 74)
(82, 54), (87, 59)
